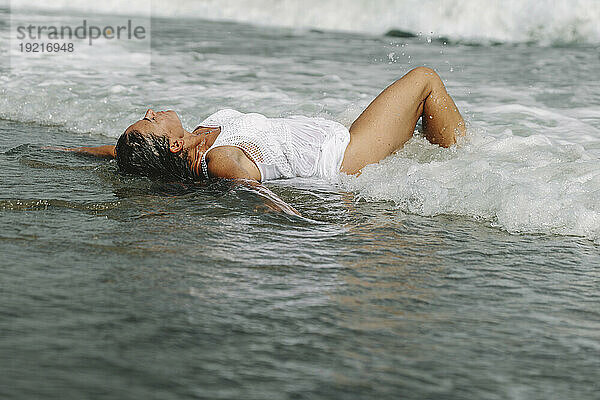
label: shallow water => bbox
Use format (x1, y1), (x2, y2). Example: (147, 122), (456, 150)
(2, 3), (600, 400)
(2, 119), (600, 400)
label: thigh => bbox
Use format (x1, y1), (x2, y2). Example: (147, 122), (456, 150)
(341, 68), (431, 174)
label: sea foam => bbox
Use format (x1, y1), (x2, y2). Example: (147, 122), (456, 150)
(340, 129), (600, 242)
(7, 0), (600, 44)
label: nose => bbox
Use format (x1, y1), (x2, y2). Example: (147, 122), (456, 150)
(144, 109), (156, 119)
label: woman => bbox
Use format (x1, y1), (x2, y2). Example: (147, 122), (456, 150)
(66, 67), (465, 215)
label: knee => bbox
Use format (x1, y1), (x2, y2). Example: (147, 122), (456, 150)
(409, 66), (439, 79)
(406, 66), (443, 92)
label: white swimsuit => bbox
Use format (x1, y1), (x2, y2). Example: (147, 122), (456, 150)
(199, 109), (350, 182)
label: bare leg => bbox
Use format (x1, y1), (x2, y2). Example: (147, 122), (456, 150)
(421, 71), (466, 147)
(341, 67), (465, 175)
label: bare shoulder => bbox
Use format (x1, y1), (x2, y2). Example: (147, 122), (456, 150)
(206, 146), (261, 181)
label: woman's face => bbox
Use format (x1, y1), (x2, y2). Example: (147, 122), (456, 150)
(126, 109), (186, 141)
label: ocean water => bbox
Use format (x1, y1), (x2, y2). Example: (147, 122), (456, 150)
(1, 2), (600, 399)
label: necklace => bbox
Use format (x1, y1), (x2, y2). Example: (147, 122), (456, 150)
(199, 127), (220, 148)
(190, 127), (220, 179)
(192, 126), (220, 136)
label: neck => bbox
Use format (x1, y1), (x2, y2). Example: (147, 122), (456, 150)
(185, 127), (220, 178)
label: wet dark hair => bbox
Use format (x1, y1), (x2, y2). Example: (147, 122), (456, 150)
(115, 129), (200, 182)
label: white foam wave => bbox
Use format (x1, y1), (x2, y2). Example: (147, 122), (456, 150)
(340, 130), (600, 242)
(8, 0), (600, 44)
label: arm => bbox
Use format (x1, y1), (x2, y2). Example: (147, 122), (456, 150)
(234, 178), (301, 217)
(206, 148), (301, 217)
(44, 145), (116, 158)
